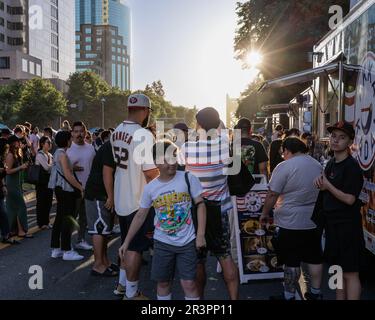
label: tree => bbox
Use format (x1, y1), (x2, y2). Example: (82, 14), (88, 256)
(66, 71), (111, 128)
(234, 0), (350, 118)
(0, 81), (23, 127)
(16, 78), (67, 127)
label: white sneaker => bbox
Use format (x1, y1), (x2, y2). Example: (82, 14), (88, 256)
(75, 240), (93, 251)
(63, 250), (84, 261)
(51, 248), (64, 258)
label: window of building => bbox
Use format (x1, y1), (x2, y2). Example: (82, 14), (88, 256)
(110, 29), (116, 36)
(29, 61), (35, 74)
(96, 37), (102, 43)
(36, 64), (41, 76)
(22, 58), (28, 72)
(117, 48), (121, 53)
(112, 64), (116, 86)
(51, 5), (58, 19)
(75, 34), (80, 41)
(118, 39), (122, 45)
(122, 65), (126, 90)
(51, 61), (59, 72)
(51, 34), (58, 46)
(117, 56), (122, 62)
(86, 53), (97, 58)
(96, 46), (101, 51)
(7, 6), (23, 15)
(85, 37), (91, 42)
(118, 64), (121, 88)
(0, 17), (4, 27)
(0, 33), (4, 42)
(7, 21), (23, 30)
(85, 27), (91, 34)
(85, 45), (91, 51)
(96, 29), (103, 35)
(7, 37), (23, 46)
(112, 55), (116, 61)
(76, 52), (80, 58)
(75, 43), (80, 50)
(112, 47), (116, 52)
(77, 61), (94, 66)
(51, 20), (58, 33)
(51, 47), (59, 60)
(0, 2), (4, 11)
(0, 56), (9, 69)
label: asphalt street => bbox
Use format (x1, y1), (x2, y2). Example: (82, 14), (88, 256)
(0, 192), (375, 300)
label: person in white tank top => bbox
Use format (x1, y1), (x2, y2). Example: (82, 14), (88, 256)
(109, 93), (159, 299)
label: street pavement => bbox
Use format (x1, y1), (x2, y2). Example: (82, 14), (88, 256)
(0, 192), (375, 300)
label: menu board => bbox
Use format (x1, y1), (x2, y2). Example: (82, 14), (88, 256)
(233, 175), (283, 283)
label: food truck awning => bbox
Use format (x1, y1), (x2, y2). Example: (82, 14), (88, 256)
(258, 62), (340, 92)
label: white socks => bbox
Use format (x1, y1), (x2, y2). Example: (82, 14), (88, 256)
(119, 269), (126, 287)
(157, 293), (172, 300)
(126, 280), (139, 298)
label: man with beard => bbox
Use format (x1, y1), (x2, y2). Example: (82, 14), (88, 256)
(110, 94), (159, 299)
(67, 121), (96, 251)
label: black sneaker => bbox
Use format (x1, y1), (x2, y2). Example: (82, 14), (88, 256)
(304, 292), (323, 300)
(269, 294), (295, 300)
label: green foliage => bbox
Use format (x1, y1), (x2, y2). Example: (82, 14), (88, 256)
(235, 0), (350, 119)
(16, 78), (67, 127)
(0, 81), (23, 127)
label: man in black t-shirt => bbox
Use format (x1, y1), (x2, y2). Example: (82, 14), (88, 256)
(235, 118), (269, 176)
(85, 141), (118, 277)
(314, 121), (365, 300)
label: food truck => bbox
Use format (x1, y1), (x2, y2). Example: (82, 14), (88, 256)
(259, 0), (375, 258)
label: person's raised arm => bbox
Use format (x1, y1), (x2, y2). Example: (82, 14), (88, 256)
(5, 153), (27, 175)
(60, 153), (83, 191)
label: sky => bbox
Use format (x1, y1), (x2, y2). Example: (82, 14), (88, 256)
(126, 0), (252, 123)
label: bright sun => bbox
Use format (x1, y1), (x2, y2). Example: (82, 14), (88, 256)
(246, 51), (263, 68)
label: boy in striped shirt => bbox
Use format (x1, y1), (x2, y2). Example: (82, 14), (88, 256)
(178, 107), (239, 300)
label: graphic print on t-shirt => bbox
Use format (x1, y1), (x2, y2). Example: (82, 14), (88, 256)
(241, 145), (256, 174)
(153, 190), (193, 236)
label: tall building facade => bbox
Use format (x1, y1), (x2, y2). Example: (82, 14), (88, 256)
(75, 0), (131, 90)
(0, 0), (75, 81)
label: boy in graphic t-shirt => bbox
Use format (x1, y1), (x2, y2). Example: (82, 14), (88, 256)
(119, 140), (207, 300)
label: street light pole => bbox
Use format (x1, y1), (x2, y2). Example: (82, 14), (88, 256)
(101, 97), (105, 128)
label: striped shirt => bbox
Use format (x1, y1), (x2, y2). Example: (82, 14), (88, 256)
(178, 137), (232, 213)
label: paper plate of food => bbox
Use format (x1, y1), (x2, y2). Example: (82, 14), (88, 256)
(243, 220), (261, 235)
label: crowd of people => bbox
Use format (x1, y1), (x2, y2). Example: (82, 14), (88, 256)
(0, 93), (366, 301)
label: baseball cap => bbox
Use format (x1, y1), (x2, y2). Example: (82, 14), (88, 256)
(234, 118), (251, 129)
(127, 93), (152, 110)
(196, 107), (220, 131)
(327, 121), (355, 140)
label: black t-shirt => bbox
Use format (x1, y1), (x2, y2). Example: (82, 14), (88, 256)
(323, 155), (364, 222)
(84, 141), (115, 201)
(240, 138), (269, 174)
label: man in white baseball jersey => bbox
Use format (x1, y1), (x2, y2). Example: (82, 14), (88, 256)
(110, 93), (159, 299)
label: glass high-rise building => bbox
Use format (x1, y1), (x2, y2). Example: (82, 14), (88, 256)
(75, 0), (131, 90)
(0, 0), (75, 81)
